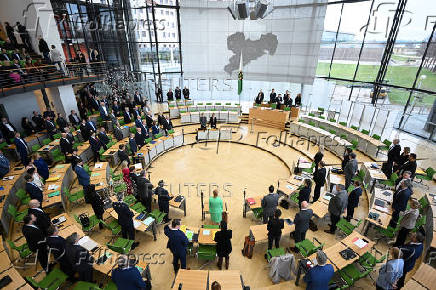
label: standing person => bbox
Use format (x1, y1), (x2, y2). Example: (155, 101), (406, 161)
(396, 153), (417, 180)
(397, 232), (425, 288)
(314, 146), (324, 171)
(136, 170), (153, 213)
(167, 88), (174, 102)
(267, 209), (284, 250)
(284, 90), (293, 107)
(25, 174), (43, 204)
(0, 151), (10, 178)
(129, 133), (137, 156)
(65, 233), (94, 282)
(295, 93), (302, 106)
(214, 220), (232, 270)
(393, 199), (419, 247)
(32, 153), (49, 180)
(389, 180), (413, 228)
(28, 199), (51, 235)
(313, 161), (326, 203)
(1, 117), (16, 143)
(70, 149), (82, 170)
(117, 144), (130, 165)
(22, 214), (48, 270)
(383, 139), (401, 179)
(293, 201), (313, 245)
(325, 184), (348, 234)
(156, 87), (163, 103)
(164, 219), (189, 273)
(175, 87), (182, 100)
(112, 255), (148, 289)
(60, 132), (73, 155)
(74, 160), (90, 191)
(4, 22), (17, 46)
(154, 180), (172, 223)
(86, 184), (104, 229)
(303, 250), (334, 289)
(346, 180), (362, 222)
(113, 195), (139, 248)
(45, 116), (57, 140)
(394, 147), (410, 173)
(14, 132), (29, 166)
(261, 185), (279, 224)
(182, 86), (190, 100)
(38, 36), (51, 63)
(50, 45), (64, 73)
(16, 22), (32, 51)
(269, 89), (277, 104)
(342, 147), (353, 170)
(46, 226), (73, 277)
(298, 179), (312, 209)
(32, 111), (45, 132)
(344, 152), (358, 191)
(255, 90), (264, 104)
(209, 189), (223, 224)
(121, 161), (133, 195)
(199, 113), (207, 130)
(376, 247), (403, 290)
(209, 113), (217, 129)
(21, 117), (35, 136)
(89, 132), (102, 162)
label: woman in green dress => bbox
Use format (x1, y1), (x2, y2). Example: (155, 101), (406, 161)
(209, 189), (223, 224)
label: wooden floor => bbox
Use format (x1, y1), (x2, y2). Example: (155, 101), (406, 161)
(10, 122), (433, 289)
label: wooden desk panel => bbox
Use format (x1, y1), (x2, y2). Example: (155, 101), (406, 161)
(250, 222), (294, 242)
(172, 269), (208, 290)
(248, 107), (289, 130)
(198, 228), (219, 245)
(311, 201), (329, 218)
(341, 231), (375, 257)
(208, 270), (242, 290)
(246, 196), (263, 210)
(0, 267), (32, 290)
(412, 263), (436, 290)
(403, 279), (428, 290)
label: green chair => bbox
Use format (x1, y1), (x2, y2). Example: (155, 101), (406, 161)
(131, 202), (147, 213)
(167, 129), (175, 135)
(251, 208), (263, 220)
(329, 129), (336, 135)
(339, 121), (347, 127)
(319, 125), (326, 130)
(416, 167), (435, 181)
(361, 129), (369, 135)
(284, 107), (291, 111)
(351, 125), (358, 131)
(72, 281), (102, 290)
(129, 127), (137, 134)
(353, 169), (366, 183)
(123, 194), (136, 206)
(318, 116), (325, 120)
(412, 215), (426, 232)
(52, 149), (66, 163)
(380, 172), (398, 188)
(0, 142), (8, 151)
(372, 134), (381, 140)
(8, 205), (28, 223)
(290, 192), (300, 205)
(308, 121), (316, 127)
(42, 138), (52, 145)
(329, 118), (337, 123)
(119, 119), (125, 126)
(336, 218), (362, 236)
(145, 137), (152, 144)
(99, 147), (106, 161)
(107, 237), (134, 254)
(266, 247), (286, 262)
(101, 219), (122, 236)
(7, 240), (32, 260)
(215, 103), (221, 105)
(298, 119), (305, 123)
(31, 144), (41, 152)
(114, 183), (127, 195)
(350, 139), (358, 150)
(295, 238), (324, 258)
(270, 104), (277, 109)
(203, 225), (220, 229)
(377, 225), (400, 240)
(318, 107), (325, 112)
(302, 162), (315, 174)
(149, 209), (166, 224)
(225, 103), (232, 105)
(84, 164), (91, 175)
(26, 268), (68, 290)
(53, 133), (62, 139)
(197, 244), (216, 262)
(15, 189), (31, 205)
(340, 134), (347, 140)
(154, 133), (162, 139)
(308, 113), (315, 117)
(65, 187), (85, 206)
(103, 282), (117, 290)
(378, 139), (392, 152)
(206, 102), (213, 106)
(74, 214), (100, 233)
(418, 196), (429, 213)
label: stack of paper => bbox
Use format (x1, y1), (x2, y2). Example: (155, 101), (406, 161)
(95, 163), (103, 169)
(143, 217), (154, 226)
(48, 184), (59, 190)
(133, 220), (142, 229)
(203, 230), (210, 236)
(353, 238), (368, 249)
(134, 163), (142, 170)
(78, 236), (99, 251)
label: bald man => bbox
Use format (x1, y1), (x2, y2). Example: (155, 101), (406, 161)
(293, 201), (313, 244)
(28, 199), (51, 234)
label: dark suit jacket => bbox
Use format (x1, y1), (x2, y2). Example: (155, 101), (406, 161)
(113, 202), (134, 228)
(60, 138), (73, 154)
(145, 115), (153, 128)
(129, 138), (137, 154)
(112, 105), (120, 117)
(1, 122), (16, 140)
(98, 132), (110, 147)
(89, 137), (102, 153)
(214, 229), (232, 257)
(314, 167), (326, 186)
(298, 186), (311, 205)
(255, 93), (264, 104)
(175, 88), (181, 99)
(118, 149), (130, 165)
(392, 187), (412, 212)
(387, 144), (401, 164)
(46, 235), (66, 261)
(14, 138), (29, 157)
(69, 114), (81, 126)
(75, 165), (90, 186)
(65, 244), (93, 272)
(136, 177), (153, 204)
(314, 152), (323, 166)
(267, 218), (284, 236)
(99, 105), (109, 120)
(26, 182), (43, 203)
(29, 208), (51, 234)
(269, 92), (277, 103)
(113, 127), (123, 141)
(348, 187), (362, 208)
(135, 132), (145, 148)
(155, 186), (172, 208)
(294, 208), (313, 233)
(164, 225), (189, 257)
(57, 117), (68, 131)
(123, 111), (132, 124)
(22, 225), (46, 252)
(85, 121), (97, 133)
(45, 120), (56, 133)
(167, 91), (173, 101)
(183, 88), (190, 99)
(398, 161), (417, 178)
(80, 123), (90, 141)
(209, 117), (217, 128)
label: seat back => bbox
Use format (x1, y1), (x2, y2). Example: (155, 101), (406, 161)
(43, 138), (52, 145)
(7, 205), (17, 217)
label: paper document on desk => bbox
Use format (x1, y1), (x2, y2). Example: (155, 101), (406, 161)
(286, 185), (295, 190)
(48, 184), (59, 190)
(353, 238), (368, 249)
(78, 236), (98, 251)
(133, 220), (142, 229)
(95, 163), (103, 169)
(203, 230), (210, 235)
(375, 205), (389, 213)
(134, 163), (142, 170)
(142, 217), (154, 226)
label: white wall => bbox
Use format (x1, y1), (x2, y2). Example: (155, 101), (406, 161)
(1, 91), (40, 131)
(57, 85), (79, 116)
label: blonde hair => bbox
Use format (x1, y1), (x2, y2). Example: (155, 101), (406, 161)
(121, 160), (128, 168)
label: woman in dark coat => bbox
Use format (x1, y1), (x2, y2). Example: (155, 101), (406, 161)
(85, 184), (105, 229)
(214, 220), (232, 270)
(298, 179), (312, 209)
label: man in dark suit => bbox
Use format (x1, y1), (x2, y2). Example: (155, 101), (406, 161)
(164, 219), (189, 273)
(113, 195), (139, 248)
(135, 115), (144, 130)
(141, 120), (150, 139)
(98, 127), (110, 149)
(28, 199), (51, 235)
(261, 185), (279, 224)
(145, 112), (153, 128)
(383, 138), (401, 178)
(135, 128), (145, 148)
(209, 113), (217, 129)
(154, 180), (172, 223)
(89, 132), (103, 161)
(255, 90), (264, 104)
(161, 115), (173, 135)
(136, 170), (153, 212)
(0, 48), (10, 61)
(89, 96), (100, 111)
(397, 232), (424, 288)
(175, 87), (182, 100)
(396, 153), (417, 180)
(14, 132), (29, 165)
(113, 121), (124, 141)
(65, 232), (94, 282)
(112, 101), (120, 117)
(293, 201), (313, 244)
(25, 174), (43, 204)
(112, 255), (148, 289)
(134, 91), (144, 108)
(32, 111), (45, 132)
(22, 214), (48, 270)
(132, 107), (141, 120)
(304, 250), (334, 289)
(46, 225), (74, 277)
(11, 48), (22, 61)
(123, 107), (133, 124)
(45, 116), (57, 139)
(70, 149), (82, 170)
(117, 144), (130, 165)
(182, 86), (190, 100)
(74, 161), (90, 190)
(99, 101), (110, 121)
(298, 179), (312, 210)
(129, 133), (137, 156)
(60, 132), (73, 155)
(346, 180), (362, 222)
(68, 110), (81, 126)
(80, 119), (90, 141)
(85, 117), (97, 134)
(269, 89), (277, 104)
(284, 90), (292, 107)
(389, 179), (413, 227)
(313, 161), (326, 202)
(325, 184), (348, 234)
(1, 117), (16, 142)
(167, 89), (174, 102)
(0, 152), (10, 178)
(56, 114), (68, 132)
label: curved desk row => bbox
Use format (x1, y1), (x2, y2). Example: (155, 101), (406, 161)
(197, 128), (232, 141)
(0, 236), (33, 289)
(170, 104), (241, 118)
(300, 116), (384, 159)
(180, 111), (239, 124)
(288, 121), (351, 157)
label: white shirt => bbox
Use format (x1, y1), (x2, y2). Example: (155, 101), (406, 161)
(4, 123), (14, 132)
(33, 173), (44, 190)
